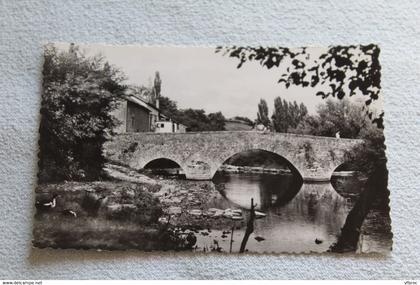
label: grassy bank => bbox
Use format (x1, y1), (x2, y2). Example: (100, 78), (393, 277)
(33, 181), (183, 250)
(33, 175), (246, 251)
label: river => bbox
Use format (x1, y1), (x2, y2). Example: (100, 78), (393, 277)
(185, 172), (392, 254)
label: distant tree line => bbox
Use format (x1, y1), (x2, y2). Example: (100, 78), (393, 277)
(232, 116), (254, 126)
(255, 96), (377, 140)
(291, 99), (372, 139)
(159, 96), (226, 132)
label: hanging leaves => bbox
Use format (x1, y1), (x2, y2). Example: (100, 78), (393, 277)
(216, 44), (383, 128)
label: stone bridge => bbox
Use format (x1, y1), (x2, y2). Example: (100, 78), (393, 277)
(104, 131), (363, 181)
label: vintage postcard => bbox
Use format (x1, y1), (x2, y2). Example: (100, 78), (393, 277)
(34, 43), (392, 253)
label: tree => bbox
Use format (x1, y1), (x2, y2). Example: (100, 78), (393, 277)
(39, 43), (126, 182)
(271, 97), (308, 133)
(208, 112), (226, 131)
(299, 103), (308, 122)
(330, 120), (389, 252)
(216, 44), (383, 128)
(216, 44), (389, 253)
(292, 99), (369, 139)
(286, 97), (389, 252)
(176, 109), (226, 132)
(128, 84), (154, 103)
(159, 97), (226, 132)
(233, 116), (254, 126)
(159, 96), (179, 119)
(271, 97), (285, 132)
(256, 99), (270, 127)
(175, 109), (208, 132)
(153, 71), (161, 98)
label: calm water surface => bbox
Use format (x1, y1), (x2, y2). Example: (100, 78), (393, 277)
(192, 172), (391, 253)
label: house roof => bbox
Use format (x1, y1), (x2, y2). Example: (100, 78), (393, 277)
(122, 87), (181, 124)
(124, 94), (160, 113)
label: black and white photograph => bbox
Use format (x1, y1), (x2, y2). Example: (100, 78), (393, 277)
(34, 43), (392, 254)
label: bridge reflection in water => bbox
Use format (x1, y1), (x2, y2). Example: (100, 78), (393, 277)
(200, 173), (352, 253)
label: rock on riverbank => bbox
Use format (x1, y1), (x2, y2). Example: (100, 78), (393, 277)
(105, 163), (248, 229)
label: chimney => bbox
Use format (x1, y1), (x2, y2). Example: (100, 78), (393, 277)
(155, 98), (159, 109)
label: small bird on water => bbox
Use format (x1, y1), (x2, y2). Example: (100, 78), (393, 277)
(36, 194), (58, 210)
(254, 236), (265, 242)
(315, 238), (323, 244)
(62, 209), (77, 218)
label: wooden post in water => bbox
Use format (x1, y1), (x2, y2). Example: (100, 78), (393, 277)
(229, 225), (234, 253)
(239, 198), (256, 253)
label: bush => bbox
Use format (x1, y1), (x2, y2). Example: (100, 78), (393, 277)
(38, 44), (126, 183)
(106, 185), (163, 224)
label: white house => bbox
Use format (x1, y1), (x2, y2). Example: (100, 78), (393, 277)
(155, 120), (187, 133)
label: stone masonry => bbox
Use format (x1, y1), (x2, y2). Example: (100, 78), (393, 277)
(104, 131), (363, 181)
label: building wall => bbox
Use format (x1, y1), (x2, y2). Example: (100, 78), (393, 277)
(155, 121), (175, 133)
(126, 101), (151, 132)
(178, 124), (187, 133)
(111, 99), (160, 133)
(155, 121), (187, 133)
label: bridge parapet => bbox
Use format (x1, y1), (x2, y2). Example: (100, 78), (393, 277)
(104, 131), (363, 181)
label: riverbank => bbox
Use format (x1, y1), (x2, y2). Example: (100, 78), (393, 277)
(105, 163), (247, 229)
(33, 163), (392, 253)
(33, 164), (248, 250)
(33, 181), (164, 250)
(219, 164), (291, 175)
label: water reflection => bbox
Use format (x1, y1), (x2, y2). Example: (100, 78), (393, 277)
(200, 173), (352, 253)
(213, 173), (303, 210)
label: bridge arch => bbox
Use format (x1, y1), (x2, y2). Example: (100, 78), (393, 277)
(210, 148), (303, 179)
(139, 155), (187, 174)
(326, 156), (352, 181)
(143, 157), (186, 177)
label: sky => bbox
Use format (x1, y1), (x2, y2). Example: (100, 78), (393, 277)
(54, 43), (383, 120)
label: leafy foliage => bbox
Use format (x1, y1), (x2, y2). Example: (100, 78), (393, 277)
(215, 44), (383, 127)
(291, 99), (370, 139)
(271, 97), (308, 133)
(208, 112), (227, 131)
(175, 109), (226, 132)
(232, 116), (255, 126)
(344, 124), (387, 174)
(153, 71), (162, 98)
(256, 99), (270, 127)
(39, 44), (126, 182)
(158, 96), (179, 119)
(330, 123), (389, 252)
(158, 96), (226, 132)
